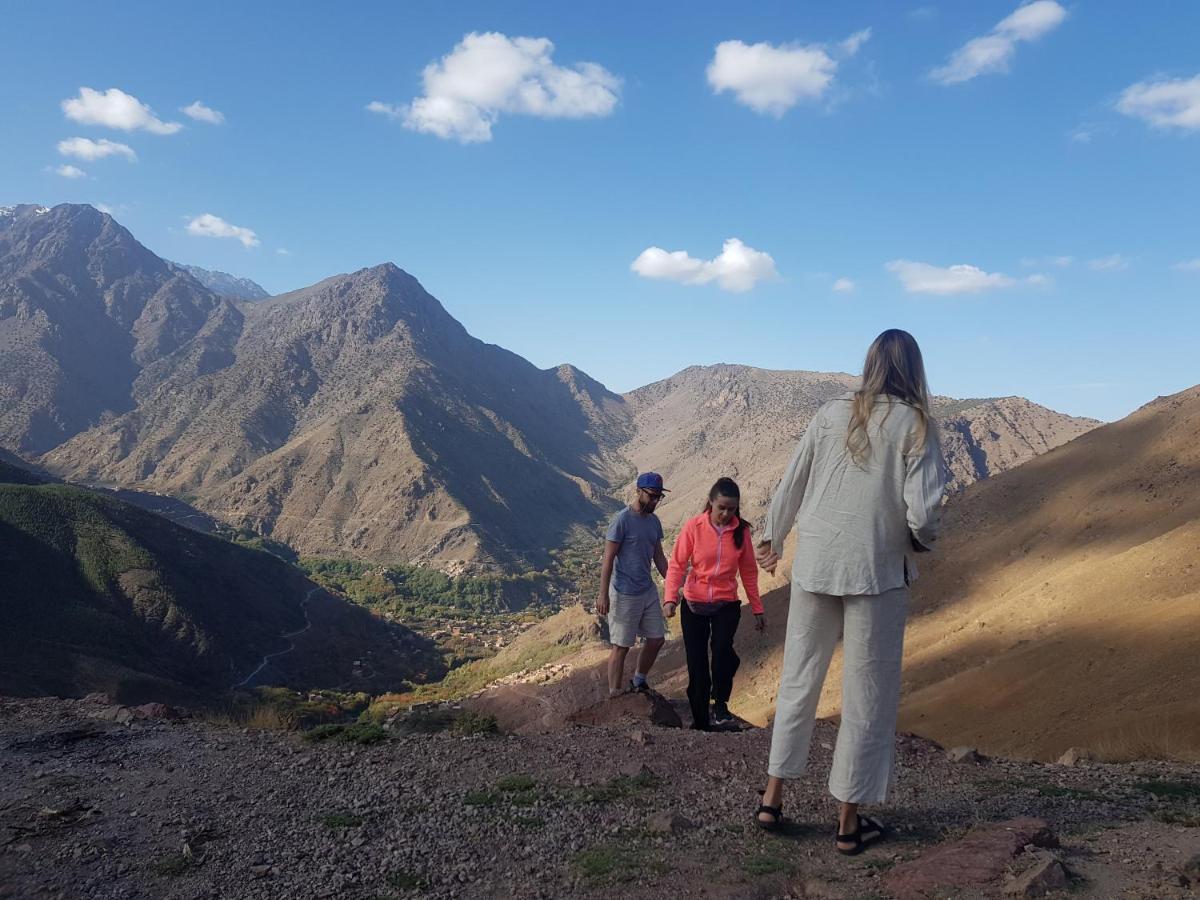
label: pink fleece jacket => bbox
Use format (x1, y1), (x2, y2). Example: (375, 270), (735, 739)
(664, 512), (763, 615)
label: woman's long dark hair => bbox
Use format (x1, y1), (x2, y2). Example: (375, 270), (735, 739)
(704, 477), (750, 549)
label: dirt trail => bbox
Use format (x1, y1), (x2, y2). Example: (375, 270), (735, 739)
(233, 587), (322, 689)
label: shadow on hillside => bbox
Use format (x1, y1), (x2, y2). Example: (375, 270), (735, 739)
(915, 447), (1200, 614)
(277, 587), (448, 691)
(401, 380), (623, 567)
(707, 575), (1200, 763)
(892, 619), (1200, 762)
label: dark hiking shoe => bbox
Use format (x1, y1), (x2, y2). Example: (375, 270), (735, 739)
(629, 679), (649, 694)
(711, 701), (733, 725)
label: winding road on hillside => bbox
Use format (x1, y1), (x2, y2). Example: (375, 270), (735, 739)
(233, 587), (322, 689)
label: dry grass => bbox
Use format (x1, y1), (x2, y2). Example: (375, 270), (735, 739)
(200, 701), (295, 731)
(1091, 718), (1200, 764)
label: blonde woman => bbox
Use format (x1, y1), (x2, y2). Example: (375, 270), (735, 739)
(752, 329), (946, 856)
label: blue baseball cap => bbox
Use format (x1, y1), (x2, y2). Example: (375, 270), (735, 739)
(636, 472), (669, 493)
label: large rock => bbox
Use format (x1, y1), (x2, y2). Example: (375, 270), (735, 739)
(1056, 747), (1093, 766)
(948, 746), (985, 764)
(133, 702), (181, 720)
(89, 706), (135, 725)
(1005, 854), (1070, 897)
(567, 690), (683, 729)
(885, 818), (1058, 900)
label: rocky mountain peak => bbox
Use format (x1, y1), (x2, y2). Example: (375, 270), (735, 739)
(167, 261), (270, 301)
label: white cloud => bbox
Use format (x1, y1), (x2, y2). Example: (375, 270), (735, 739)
(707, 40), (837, 116)
(52, 164), (86, 179)
(1117, 75), (1200, 131)
(909, 6), (938, 20)
(185, 213), (260, 248)
(886, 260), (1015, 295)
(1070, 119), (1119, 143)
(832, 277), (856, 293)
(366, 101), (401, 118)
(276, 248), (291, 256)
(1088, 254), (1129, 271)
(930, 1), (1067, 85)
(631, 238), (779, 293)
(840, 28), (872, 57)
(375, 32), (620, 143)
(181, 101), (225, 125)
(57, 137), (137, 162)
(95, 204), (115, 215)
(1173, 259), (1200, 272)
(62, 87), (182, 134)
(1025, 273), (1053, 286)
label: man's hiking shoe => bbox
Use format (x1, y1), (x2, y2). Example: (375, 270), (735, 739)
(711, 701), (733, 725)
(629, 679), (650, 694)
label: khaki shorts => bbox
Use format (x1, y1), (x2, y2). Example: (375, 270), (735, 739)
(607, 585), (666, 648)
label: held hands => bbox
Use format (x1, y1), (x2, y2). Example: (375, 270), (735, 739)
(663, 584), (683, 617)
(755, 541), (779, 575)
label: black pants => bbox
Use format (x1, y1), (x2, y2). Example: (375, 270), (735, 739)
(680, 601), (741, 730)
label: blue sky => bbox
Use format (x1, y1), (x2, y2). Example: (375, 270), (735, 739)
(3, 2), (1198, 422)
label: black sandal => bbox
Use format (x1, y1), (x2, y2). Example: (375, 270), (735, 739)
(836, 814), (887, 856)
(754, 803), (783, 831)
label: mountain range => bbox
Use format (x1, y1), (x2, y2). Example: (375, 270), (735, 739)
(1, 204), (1098, 571)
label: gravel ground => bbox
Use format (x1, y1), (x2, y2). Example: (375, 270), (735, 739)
(1, 696), (1198, 899)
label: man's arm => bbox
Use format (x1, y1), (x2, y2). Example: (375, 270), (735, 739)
(653, 540), (668, 580)
(597, 540), (619, 616)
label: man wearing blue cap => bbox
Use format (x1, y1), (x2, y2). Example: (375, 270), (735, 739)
(598, 472), (670, 697)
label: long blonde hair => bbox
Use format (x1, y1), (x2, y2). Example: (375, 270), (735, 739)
(846, 329), (935, 463)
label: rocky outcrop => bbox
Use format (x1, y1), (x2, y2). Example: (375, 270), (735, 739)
(885, 817), (1058, 899)
(567, 690), (683, 729)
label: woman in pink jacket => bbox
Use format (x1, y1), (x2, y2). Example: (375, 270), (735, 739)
(664, 477), (766, 731)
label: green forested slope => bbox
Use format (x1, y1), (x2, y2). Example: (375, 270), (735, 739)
(0, 464), (439, 703)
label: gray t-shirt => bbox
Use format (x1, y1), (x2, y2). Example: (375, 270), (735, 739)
(606, 506), (663, 595)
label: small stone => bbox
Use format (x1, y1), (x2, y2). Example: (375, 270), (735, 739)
(1056, 747), (1093, 766)
(804, 877), (850, 899)
(1005, 856), (1070, 897)
(1180, 853), (1200, 886)
(249, 864), (273, 878)
(647, 811), (695, 834)
(619, 760), (654, 778)
(948, 746), (984, 764)
(628, 729), (653, 746)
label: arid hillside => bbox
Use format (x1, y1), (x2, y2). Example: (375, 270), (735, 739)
(464, 385), (1200, 762)
(892, 384), (1200, 760)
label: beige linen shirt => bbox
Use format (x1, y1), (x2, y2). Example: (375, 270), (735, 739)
(760, 393), (946, 596)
